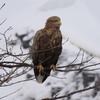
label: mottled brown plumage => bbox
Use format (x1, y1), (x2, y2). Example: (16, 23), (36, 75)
(32, 16), (62, 83)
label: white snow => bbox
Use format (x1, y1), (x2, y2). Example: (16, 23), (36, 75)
(0, 0), (100, 100)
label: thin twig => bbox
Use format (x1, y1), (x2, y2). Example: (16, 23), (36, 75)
(78, 50), (84, 68)
(0, 87), (22, 99)
(1, 78), (35, 87)
(0, 18), (7, 25)
(67, 49), (81, 66)
(57, 57), (94, 68)
(42, 83), (100, 100)
(34, 39), (68, 53)
(0, 3), (5, 10)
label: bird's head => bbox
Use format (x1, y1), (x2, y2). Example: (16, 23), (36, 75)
(45, 16), (62, 29)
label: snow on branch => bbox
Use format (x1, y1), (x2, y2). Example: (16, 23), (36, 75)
(0, 21), (100, 100)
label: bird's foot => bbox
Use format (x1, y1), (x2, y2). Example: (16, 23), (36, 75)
(37, 65), (44, 72)
(50, 64), (57, 71)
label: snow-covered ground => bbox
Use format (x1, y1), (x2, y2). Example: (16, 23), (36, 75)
(0, 0), (100, 100)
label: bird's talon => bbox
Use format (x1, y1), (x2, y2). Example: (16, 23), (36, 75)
(50, 64), (57, 71)
(37, 65), (44, 72)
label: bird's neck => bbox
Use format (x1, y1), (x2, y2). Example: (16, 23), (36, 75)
(44, 26), (60, 30)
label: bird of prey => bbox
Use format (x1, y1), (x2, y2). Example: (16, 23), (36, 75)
(32, 16), (62, 83)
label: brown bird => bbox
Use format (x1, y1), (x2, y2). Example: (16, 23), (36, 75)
(32, 16), (62, 83)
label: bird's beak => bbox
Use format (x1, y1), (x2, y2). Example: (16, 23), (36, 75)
(55, 21), (62, 25)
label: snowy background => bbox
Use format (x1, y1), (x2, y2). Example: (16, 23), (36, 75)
(0, 0), (100, 100)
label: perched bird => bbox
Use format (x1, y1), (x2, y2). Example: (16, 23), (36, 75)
(32, 16), (62, 83)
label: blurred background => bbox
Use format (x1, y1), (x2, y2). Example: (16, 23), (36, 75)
(0, 0), (100, 100)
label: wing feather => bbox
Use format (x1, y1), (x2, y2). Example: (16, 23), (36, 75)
(32, 16), (62, 83)
(32, 28), (62, 66)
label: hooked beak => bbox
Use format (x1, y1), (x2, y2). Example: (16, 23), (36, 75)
(55, 21), (62, 25)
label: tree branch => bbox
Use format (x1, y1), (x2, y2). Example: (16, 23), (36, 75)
(42, 83), (100, 100)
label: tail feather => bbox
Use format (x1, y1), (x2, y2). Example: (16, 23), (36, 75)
(34, 68), (51, 83)
(36, 73), (45, 83)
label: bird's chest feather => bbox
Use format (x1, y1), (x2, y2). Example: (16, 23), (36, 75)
(44, 29), (60, 47)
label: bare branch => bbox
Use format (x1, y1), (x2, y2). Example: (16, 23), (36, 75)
(0, 61), (34, 68)
(1, 78), (35, 87)
(0, 87), (22, 99)
(42, 83), (100, 100)
(67, 49), (81, 66)
(57, 57), (94, 68)
(0, 3), (5, 10)
(0, 26), (100, 100)
(0, 18), (7, 25)
(34, 39), (68, 53)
